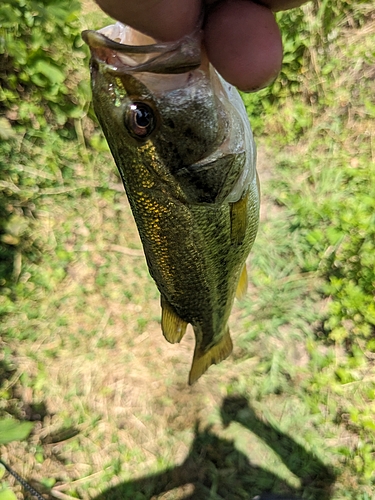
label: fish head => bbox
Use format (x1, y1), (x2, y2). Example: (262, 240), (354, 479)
(82, 25), (230, 193)
(83, 23), (256, 205)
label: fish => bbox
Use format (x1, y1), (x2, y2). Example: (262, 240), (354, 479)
(82, 22), (260, 384)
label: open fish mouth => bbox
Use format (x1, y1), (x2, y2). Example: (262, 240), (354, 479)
(82, 22), (202, 75)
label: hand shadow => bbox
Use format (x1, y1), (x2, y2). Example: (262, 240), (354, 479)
(88, 395), (335, 500)
(220, 395), (335, 500)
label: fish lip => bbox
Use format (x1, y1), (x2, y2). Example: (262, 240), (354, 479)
(81, 26), (202, 75)
(81, 29), (180, 54)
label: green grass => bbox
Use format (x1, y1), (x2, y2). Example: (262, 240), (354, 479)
(0, 1), (374, 499)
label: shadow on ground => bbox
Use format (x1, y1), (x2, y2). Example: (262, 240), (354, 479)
(92, 395), (335, 500)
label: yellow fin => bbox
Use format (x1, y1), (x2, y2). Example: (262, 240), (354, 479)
(256, 171), (261, 196)
(188, 328), (233, 385)
(236, 264), (248, 300)
(161, 295), (188, 344)
(230, 190), (248, 245)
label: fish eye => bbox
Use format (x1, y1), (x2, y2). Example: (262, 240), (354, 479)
(125, 102), (156, 139)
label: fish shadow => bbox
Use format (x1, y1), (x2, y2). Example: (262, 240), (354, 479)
(91, 395), (335, 500)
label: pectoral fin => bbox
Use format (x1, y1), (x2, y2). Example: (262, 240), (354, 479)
(189, 328), (233, 385)
(230, 190), (248, 245)
(236, 264), (248, 300)
(161, 295), (188, 344)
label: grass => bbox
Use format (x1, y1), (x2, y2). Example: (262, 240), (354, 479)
(0, 2), (374, 499)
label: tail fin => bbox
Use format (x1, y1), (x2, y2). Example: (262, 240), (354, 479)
(188, 328), (233, 385)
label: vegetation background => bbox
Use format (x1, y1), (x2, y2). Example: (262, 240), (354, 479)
(0, 0), (374, 498)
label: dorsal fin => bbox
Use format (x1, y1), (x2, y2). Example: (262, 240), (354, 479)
(230, 190), (249, 245)
(236, 265), (248, 300)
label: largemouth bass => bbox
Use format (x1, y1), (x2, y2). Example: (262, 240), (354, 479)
(82, 23), (260, 384)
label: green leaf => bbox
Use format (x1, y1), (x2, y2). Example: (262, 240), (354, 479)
(0, 118), (16, 140)
(0, 419), (34, 445)
(0, 489), (18, 500)
(33, 60), (65, 85)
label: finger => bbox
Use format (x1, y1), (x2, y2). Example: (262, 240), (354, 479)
(204, 0), (283, 91)
(258, 0), (309, 11)
(95, 0), (202, 41)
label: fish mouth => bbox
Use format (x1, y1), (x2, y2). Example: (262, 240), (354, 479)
(82, 22), (202, 75)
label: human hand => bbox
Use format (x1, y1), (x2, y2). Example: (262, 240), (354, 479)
(94, 0), (309, 91)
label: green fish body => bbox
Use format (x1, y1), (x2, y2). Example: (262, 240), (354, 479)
(83, 23), (260, 384)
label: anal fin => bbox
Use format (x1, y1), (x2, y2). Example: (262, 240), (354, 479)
(161, 295), (188, 344)
(236, 264), (248, 300)
(230, 190), (248, 245)
(189, 328), (233, 385)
